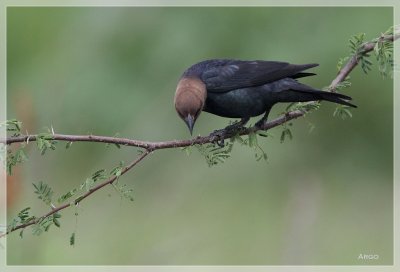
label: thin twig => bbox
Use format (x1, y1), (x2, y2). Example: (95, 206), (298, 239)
(1, 111), (305, 150)
(329, 31), (397, 88)
(1, 150), (150, 238)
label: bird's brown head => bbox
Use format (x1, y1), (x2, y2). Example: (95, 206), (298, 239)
(174, 76), (207, 135)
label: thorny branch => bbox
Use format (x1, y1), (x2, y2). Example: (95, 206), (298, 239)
(1, 30), (398, 238)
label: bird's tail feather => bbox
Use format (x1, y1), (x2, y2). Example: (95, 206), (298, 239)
(289, 80), (357, 108)
(317, 91), (357, 108)
(291, 72), (316, 79)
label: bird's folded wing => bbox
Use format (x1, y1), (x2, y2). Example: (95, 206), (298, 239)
(201, 60), (318, 92)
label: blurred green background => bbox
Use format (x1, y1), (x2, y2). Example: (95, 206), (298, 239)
(6, 7), (393, 265)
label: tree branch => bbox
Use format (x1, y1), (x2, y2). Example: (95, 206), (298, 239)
(329, 32), (398, 88)
(0, 150), (150, 238)
(1, 110), (305, 151)
(2, 29), (398, 238)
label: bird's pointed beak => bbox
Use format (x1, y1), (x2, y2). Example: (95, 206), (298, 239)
(184, 114), (195, 135)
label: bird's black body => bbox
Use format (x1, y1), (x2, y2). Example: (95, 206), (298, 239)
(182, 59), (356, 119)
(175, 59), (356, 135)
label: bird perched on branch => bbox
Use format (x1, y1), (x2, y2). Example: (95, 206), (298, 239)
(174, 59), (357, 135)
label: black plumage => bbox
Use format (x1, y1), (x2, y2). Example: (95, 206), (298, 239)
(174, 59), (356, 134)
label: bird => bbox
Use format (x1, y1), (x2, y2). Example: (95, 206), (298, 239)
(174, 59), (357, 135)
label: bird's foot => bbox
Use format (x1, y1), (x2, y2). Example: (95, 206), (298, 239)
(209, 118), (249, 147)
(209, 129), (226, 147)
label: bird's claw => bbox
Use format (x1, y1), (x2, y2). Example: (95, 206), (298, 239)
(209, 122), (248, 147)
(210, 129), (226, 147)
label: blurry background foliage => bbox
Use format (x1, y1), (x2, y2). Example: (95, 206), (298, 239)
(6, 7), (393, 265)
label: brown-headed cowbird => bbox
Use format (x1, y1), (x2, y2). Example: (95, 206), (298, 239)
(174, 59), (356, 135)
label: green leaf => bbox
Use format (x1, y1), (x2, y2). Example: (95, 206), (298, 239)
(333, 105), (353, 120)
(44, 224), (51, 232)
(256, 131), (271, 138)
(70, 232), (75, 246)
(33, 181), (54, 206)
(53, 218), (61, 228)
(7, 207), (35, 235)
(81, 177), (95, 192)
(80, 169), (107, 192)
(32, 217), (54, 236)
(17, 207), (32, 222)
(6, 147), (28, 175)
(255, 150), (268, 162)
(334, 80), (352, 91)
(349, 33), (365, 54)
(91, 169), (106, 181)
(196, 142), (234, 167)
(280, 128), (293, 143)
(110, 161), (124, 177)
(32, 224), (42, 236)
(36, 133), (57, 155)
(112, 183), (134, 202)
(7, 219), (18, 233)
(2, 119), (22, 136)
(57, 188), (78, 204)
(337, 56), (349, 71)
(348, 32), (374, 74)
(286, 102), (320, 113)
(373, 34), (394, 78)
(248, 132), (257, 148)
(231, 134), (245, 144)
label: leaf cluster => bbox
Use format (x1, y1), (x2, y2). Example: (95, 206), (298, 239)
(112, 182), (134, 202)
(347, 27), (395, 77)
(70, 232), (75, 246)
(81, 169), (107, 192)
(280, 123), (294, 144)
(333, 105), (353, 120)
(4, 121), (60, 175)
(31, 213), (61, 236)
(110, 161), (135, 201)
(8, 161), (134, 244)
(2, 119), (22, 137)
(349, 33), (373, 74)
(285, 101), (320, 113)
(183, 129), (270, 167)
(6, 146), (27, 175)
(36, 133), (57, 155)
(195, 141), (234, 167)
(33, 181), (54, 206)
(7, 207), (35, 237)
(373, 27), (394, 78)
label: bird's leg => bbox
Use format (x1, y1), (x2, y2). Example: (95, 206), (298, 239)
(210, 117), (250, 146)
(255, 108), (272, 128)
